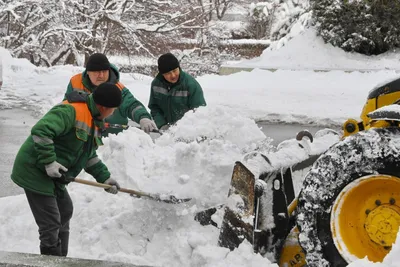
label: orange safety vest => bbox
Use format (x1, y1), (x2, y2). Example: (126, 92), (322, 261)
(70, 73), (124, 93)
(62, 100), (102, 139)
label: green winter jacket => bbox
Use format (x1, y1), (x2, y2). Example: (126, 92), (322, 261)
(64, 64), (151, 135)
(148, 69), (206, 128)
(11, 95), (111, 197)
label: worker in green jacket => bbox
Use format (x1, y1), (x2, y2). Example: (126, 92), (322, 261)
(64, 53), (157, 135)
(148, 53), (206, 130)
(11, 82), (122, 257)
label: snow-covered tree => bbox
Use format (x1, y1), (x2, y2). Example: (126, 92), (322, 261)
(192, 0), (247, 21)
(311, 0), (400, 55)
(0, 0), (207, 66)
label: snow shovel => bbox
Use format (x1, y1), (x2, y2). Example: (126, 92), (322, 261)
(71, 178), (191, 204)
(105, 123), (162, 135)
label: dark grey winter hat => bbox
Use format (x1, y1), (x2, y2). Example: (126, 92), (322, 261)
(93, 82), (122, 108)
(86, 53), (110, 71)
(158, 53), (180, 74)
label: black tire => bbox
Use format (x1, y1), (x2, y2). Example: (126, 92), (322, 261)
(296, 127), (400, 267)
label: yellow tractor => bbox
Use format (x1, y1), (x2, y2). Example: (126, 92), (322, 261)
(196, 77), (400, 266)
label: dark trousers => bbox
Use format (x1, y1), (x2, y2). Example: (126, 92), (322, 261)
(24, 188), (73, 256)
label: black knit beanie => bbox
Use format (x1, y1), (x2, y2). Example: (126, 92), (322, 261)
(158, 53), (180, 74)
(86, 53), (110, 71)
(93, 82), (122, 108)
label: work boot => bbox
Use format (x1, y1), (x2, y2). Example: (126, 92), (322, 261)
(40, 244), (62, 256)
(59, 231), (69, 257)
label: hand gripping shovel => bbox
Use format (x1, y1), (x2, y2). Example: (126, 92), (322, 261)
(72, 178), (191, 204)
(104, 123), (163, 135)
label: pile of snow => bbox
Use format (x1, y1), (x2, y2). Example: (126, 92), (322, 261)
(0, 104), (278, 266)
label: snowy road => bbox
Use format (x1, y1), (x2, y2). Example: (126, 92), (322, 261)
(0, 108), (38, 197)
(258, 122), (341, 145)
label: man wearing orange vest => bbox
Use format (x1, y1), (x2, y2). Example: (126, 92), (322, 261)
(64, 53), (157, 135)
(12, 82), (122, 257)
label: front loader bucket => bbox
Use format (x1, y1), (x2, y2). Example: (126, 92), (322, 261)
(217, 129), (341, 264)
(217, 156), (299, 263)
(218, 161), (255, 249)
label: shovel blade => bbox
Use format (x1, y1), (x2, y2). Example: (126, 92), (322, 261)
(140, 193), (191, 204)
(160, 195), (192, 204)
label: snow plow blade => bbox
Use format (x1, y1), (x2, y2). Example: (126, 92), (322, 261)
(218, 161), (255, 250)
(217, 129), (340, 264)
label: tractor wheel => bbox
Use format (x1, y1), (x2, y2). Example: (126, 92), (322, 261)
(296, 127), (400, 267)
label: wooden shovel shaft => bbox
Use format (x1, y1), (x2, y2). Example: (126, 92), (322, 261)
(72, 178), (191, 204)
(72, 178), (151, 198)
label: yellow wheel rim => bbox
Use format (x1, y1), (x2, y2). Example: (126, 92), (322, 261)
(331, 175), (400, 263)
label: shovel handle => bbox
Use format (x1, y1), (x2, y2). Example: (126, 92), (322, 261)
(72, 178), (150, 198)
(72, 178), (191, 204)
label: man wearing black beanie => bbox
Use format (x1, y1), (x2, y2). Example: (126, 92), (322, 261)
(64, 52), (157, 135)
(93, 82), (122, 108)
(11, 82), (122, 257)
(148, 53), (206, 130)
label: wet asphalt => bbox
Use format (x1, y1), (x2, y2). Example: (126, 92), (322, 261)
(0, 108), (38, 197)
(258, 122), (341, 146)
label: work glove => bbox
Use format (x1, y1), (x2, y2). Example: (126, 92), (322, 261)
(45, 161), (68, 178)
(140, 118), (157, 133)
(160, 124), (170, 131)
(104, 178), (120, 194)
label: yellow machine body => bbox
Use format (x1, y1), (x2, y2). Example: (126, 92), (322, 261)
(279, 226), (306, 267)
(278, 199), (306, 267)
(343, 82), (400, 137)
(280, 79), (400, 265)
(218, 77), (400, 266)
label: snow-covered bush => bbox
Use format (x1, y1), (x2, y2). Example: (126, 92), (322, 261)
(246, 2), (274, 39)
(172, 47), (227, 77)
(246, 0), (309, 41)
(311, 0), (400, 55)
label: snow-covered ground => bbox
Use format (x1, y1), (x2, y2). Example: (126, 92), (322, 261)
(1, 28), (400, 266)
